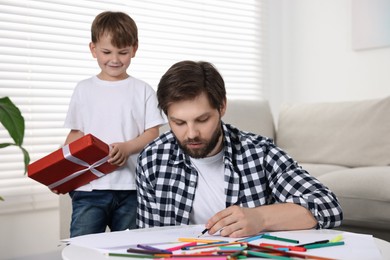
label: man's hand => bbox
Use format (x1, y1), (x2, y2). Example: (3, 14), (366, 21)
(205, 203), (317, 238)
(206, 205), (262, 238)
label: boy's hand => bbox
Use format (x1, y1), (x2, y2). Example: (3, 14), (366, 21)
(50, 188), (60, 195)
(108, 142), (130, 166)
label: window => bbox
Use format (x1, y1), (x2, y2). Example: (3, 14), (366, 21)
(0, 0), (265, 213)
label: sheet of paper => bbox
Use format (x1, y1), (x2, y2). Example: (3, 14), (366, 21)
(67, 225), (384, 259)
(261, 230), (383, 260)
(69, 225), (236, 251)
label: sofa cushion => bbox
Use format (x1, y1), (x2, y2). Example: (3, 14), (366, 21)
(299, 163), (349, 178)
(277, 97), (390, 167)
(223, 99), (275, 140)
(316, 166), (390, 229)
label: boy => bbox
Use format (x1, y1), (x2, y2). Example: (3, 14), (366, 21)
(64, 11), (165, 237)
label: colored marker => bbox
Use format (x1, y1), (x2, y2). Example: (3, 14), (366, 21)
(329, 234), (343, 243)
(297, 239), (329, 247)
(260, 243), (307, 252)
(247, 244), (337, 260)
(261, 234), (299, 244)
(198, 228), (209, 238)
(227, 249), (245, 260)
(183, 242), (244, 250)
(137, 244), (171, 254)
(304, 241), (345, 249)
(245, 250), (292, 260)
(218, 246), (247, 251)
(108, 253), (165, 258)
(127, 248), (172, 255)
(178, 238), (226, 243)
(166, 242), (198, 252)
(236, 234), (263, 242)
(171, 257), (227, 260)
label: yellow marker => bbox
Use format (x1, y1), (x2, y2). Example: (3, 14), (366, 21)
(178, 237), (226, 243)
(329, 234), (343, 243)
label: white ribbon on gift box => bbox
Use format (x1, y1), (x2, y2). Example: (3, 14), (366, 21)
(48, 144), (109, 190)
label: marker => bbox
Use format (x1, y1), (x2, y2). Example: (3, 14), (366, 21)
(218, 246), (247, 251)
(181, 241), (230, 250)
(260, 243), (307, 252)
(127, 248), (172, 255)
(165, 242), (197, 252)
(171, 257), (227, 260)
(329, 234), (343, 243)
(244, 250), (292, 260)
(178, 238), (226, 243)
(137, 244), (172, 254)
(261, 234), (299, 244)
(198, 228), (209, 238)
(108, 253), (166, 258)
(247, 244), (337, 260)
(183, 242), (245, 250)
(172, 252), (219, 257)
(297, 239), (329, 247)
(227, 249), (246, 260)
(235, 234), (263, 242)
(304, 241), (345, 249)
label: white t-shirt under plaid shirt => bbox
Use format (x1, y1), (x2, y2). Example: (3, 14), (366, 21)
(136, 123), (343, 229)
(189, 150), (225, 225)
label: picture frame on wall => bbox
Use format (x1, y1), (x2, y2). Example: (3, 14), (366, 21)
(351, 0), (390, 50)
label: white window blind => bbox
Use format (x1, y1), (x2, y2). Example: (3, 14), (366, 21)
(0, 0), (265, 214)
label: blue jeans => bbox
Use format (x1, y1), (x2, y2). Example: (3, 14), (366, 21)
(69, 190), (137, 237)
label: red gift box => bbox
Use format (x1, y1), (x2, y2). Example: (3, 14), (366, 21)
(28, 134), (118, 194)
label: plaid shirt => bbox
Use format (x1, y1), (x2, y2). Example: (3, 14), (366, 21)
(136, 123), (343, 229)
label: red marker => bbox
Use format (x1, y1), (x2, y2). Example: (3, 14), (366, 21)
(260, 242), (307, 252)
(165, 242), (198, 252)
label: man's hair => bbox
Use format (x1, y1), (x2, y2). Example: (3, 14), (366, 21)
(157, 60), (226, 115)
(91, 11), (138, 48)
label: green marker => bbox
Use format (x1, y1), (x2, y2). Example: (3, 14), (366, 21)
(304, 241), (345, 249)
(262, 234), (299, 244)
(245, 250), (292, 260)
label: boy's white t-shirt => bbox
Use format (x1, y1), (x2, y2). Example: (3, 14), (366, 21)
(64, 75), (166, 191)
(189, 150), (226, 224)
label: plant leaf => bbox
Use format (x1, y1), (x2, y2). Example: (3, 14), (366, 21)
(0, 97), (25, 146)
(0, 143), (13, 148)
(20, 146), (30, 174)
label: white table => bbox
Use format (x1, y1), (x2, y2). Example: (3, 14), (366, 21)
(62, 226), (390, 260)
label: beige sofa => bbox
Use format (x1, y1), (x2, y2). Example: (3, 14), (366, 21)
(60, 97), (390, 241)
(225, 96), (390, 242)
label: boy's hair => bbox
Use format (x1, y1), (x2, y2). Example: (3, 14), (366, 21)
(91, 11), (138, 48)
(157, 60), (226, 115)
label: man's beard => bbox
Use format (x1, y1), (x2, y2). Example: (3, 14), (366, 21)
(177, 125), (223, 159)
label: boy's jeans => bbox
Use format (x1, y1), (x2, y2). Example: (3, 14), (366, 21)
(69, 190), (137, 238)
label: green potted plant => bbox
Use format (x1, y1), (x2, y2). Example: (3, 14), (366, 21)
(0, 97), (30, 201)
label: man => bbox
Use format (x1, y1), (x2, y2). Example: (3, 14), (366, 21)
(136, 60), (343, 238)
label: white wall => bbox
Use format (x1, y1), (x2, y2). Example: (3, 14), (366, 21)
(266, 0), (390, 115)
(0, 208), (61, 259)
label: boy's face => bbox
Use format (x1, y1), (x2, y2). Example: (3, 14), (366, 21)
(167, 92), (226, 158)
(89, 34), (137, 81)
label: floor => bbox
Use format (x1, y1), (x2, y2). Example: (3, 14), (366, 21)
(6, 248), (63, 260)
